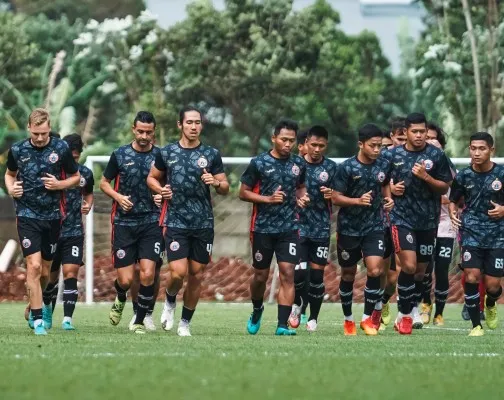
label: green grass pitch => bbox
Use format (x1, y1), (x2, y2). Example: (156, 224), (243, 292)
(0, 302), (503, 400)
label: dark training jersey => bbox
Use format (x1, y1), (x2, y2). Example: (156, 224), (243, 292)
(7, 137), (78, 220)
(155, 142), (224, 230)
(385, 143), (452, 230)
(241, 151), (306, 234)
(103, 144), (160, 226)
(298, 157), (338, 239)
(61, 165), (94, 238)
(334, 155), (390, 236)
(450, 164), (504, 249)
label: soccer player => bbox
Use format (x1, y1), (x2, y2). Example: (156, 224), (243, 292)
(288, 126), (337, 332)
(333, 124), (393, 336)
(148, 106), (229, 337)
(382, 132), (393, 149)
(386, 112), (452, 334)
(42, 134), (94, 330)
(449, 132), (504, 336)
(5, 108), (80, 335)
(239, 119), (308, 336)
(100, 111), (163, 334)
(419, 123), (456, 325)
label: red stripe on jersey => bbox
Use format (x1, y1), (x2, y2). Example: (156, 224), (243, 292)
(110, 175), (120, 224)
(249, 182), (261, 233)
(159, 199), (168, 227)
(391, 225), (401, 253)
(60, 168), (67, 220)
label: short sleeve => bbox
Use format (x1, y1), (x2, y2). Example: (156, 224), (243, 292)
(6, 149), (18, 171)
(84, 172), (94, 195)
(210, 151), (224, 175)
(154, 151), (166, 171)
(240, 159), (259, 187)
(103, 152), (119, 180)
(333, 164), (349, 194)
(432, 153), (453, 183)
(61, 148), (78, 175)
(298, 163), (306, 186)
(449, 173), (465, 203)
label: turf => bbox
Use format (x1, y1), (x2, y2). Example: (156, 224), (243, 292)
(0, 302), (502, 400)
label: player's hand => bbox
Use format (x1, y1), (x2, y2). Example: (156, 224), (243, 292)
(201, 169), (217, 186)
(412, 162), (429, 181)
(297, 193), (310, 209)
(391, 180), (405, 196)
(9, 180), (23, 199)
(81, 200), (91, 215)
(153, 194), (163, 208)
(161, 184), (172, 200)
(383, 196), (394, 211)
(358, 190), (373, 206)
(117, 194), (133, 212)
(450, 210), (461, 228)
(488, 201), (504, 220)
(41, 173), (61, 190)
(427, 139), (442, 149)
(320, 186), (333, 200)
(269, 185), (286, 204)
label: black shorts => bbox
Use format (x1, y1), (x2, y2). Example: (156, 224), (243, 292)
(432, 237), (455, 272)
(17, 217), (60, 260)
(298, 237), (330, 267)
(51, 235), (84, 272)
(383, 227), (394, 260)
(164, 227), (214, 264)
(337, 231), (385, 268)
(112, 222), (164, 268)
(391, 225), (437, 263)
(251, 231), (299, 269)
(461, 247), (504, 278)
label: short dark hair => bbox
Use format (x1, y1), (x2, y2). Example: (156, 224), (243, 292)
(63, 133), (84, 153)
(358, 124), (383, 143)
(383, 130), (392, 139)
(273, 118), (298, 136)
(49, 131), (60, 138)
(405, 112), (427, 128)
(134, 111), (156, 127)
(297, 130), (308, 146)
(389, 116), (405, 135)
(470, 132), (494, 148)
(306, 125), (328, 141)
(427, 121), (447, 148)
(178, 106), (202, 124)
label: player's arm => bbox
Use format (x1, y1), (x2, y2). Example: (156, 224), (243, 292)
(201, 170), (230, 195)
(147, 152), (172, 200)
(448, 176), (464, 228)
(42, 147), (81, 190)
(239, 182), (284, 204)
(5, 149), (23, 199)
(412, 155), (451, 195)
(381, 185), (394, 211)
(81, 173), (95, 215)
(99, 153), (133, 211)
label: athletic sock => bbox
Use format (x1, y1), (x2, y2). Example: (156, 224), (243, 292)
(339, 279), (354, 317)
(134, 284), (154, 325)
(307, 269), (324, 321)
(277, 304), (291, 328)
(42, 282), (56, 306)
(485, 286), (502, 307)
(364, 275), (381, 316)
(434, 269), (449, 317)
(397, 271), (415, 315)
(294, 267), (307, 307)
(114, 280), (127, 302)
(251, 298), (264, 324)
(166, 288), (177, 305)
(181, 305), (195, 324)
(63, 278), (78, 318)
(465, 282), (481, 328)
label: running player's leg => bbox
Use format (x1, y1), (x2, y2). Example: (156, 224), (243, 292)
(44, 239), (62, 323)
(143, 262), (161, 331)
(432, 237), (454, 324)
(129, 266), (140, 327)
(420, 257), (434, 324)
(305, 239), (329, 332)
(461, 248), (484, 335)
(39, 219), (60, 328)
(482, 249), (504, 330)
(289, 237), (308, 328)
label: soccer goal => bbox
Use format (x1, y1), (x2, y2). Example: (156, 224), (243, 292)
(82, 156), (498, 305)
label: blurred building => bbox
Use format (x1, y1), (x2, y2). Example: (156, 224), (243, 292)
(147, 0), (425, 74)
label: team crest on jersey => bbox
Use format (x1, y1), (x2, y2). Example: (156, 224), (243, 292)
(79, 177), (86, 187)
(291, 164), (300, 176)
(170, 241), (180, 251)
(254, 251), (263, 262)
(197, 157), (208, 168)
(406, 233), (414, 244)
(22, 238), (31, 249)
(116, 249), (126, 259)
(463, 251), (471, 262)
(423, 159), (434, 171)
(341, 250), (350, 261)
(319, 171), (329, 183)
(48, 152), (59, 164)
(491, 179), (502, 191)
(377, 171), (386, 183)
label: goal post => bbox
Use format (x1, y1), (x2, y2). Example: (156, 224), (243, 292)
(82, 155), (502, 304)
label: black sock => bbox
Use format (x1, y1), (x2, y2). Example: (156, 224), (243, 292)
(412, 279), (423, 309)
(277, 304), (291, 328)
(51, 283), (58, 312)
(339, 279), (354, 317)
(31, 308), (42, 322)
(434, 268), (449, 317)
(422, 272), (433, 305)
(382, 292), (392, 305)
(63, 278), (78, 318)
(397, 271), (415, 315)
(308, 269), (324, 322)
(134, 284), (154, 325)
(132, 301), (138, 314)
(42, 282), (56, 306)
(251, 298), (264, 324)
(465, 282), (481, 328)
(181, 306), (195, 324)
(301, 268), (310, 314)
(166, 288), (177, 304)
(148, 299), (155, 315)
(364, 275), (381, 316)
(486, 286), (502, 307)
(294, 268), (307, 307)
(114, 280), (127, 302)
